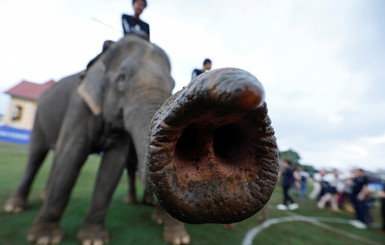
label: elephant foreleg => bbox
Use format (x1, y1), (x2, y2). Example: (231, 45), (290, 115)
(163, 211), (190, 245)
(4, 124), (49, 213)
(27, 137), (89, 244)
(77, 141), (129, 245)
(142, 186), (154, 205)
(151, 206), (190, 244)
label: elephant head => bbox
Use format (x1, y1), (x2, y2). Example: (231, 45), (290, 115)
(148, 68), (279, 224)
(78, 35), (175, 181)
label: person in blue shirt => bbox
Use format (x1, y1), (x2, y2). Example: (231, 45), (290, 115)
(122, 0), (150, 40)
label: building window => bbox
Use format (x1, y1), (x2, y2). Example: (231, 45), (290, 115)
(12, 105), (23, 121)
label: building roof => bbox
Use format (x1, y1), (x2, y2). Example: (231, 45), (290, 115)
(5, 80), (55, 100)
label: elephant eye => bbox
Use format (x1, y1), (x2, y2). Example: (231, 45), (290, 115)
(116, 74), (127, 91)
(117, 74), (126, 82)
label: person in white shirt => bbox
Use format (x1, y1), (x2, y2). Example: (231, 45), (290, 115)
(317, 169), (340, 211)
(309, 170), (324, 200)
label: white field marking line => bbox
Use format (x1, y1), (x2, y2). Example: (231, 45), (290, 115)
(243, 211), (382, 245)
(283, 208), (381, 245)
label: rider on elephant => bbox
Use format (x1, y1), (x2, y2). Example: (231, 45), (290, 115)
(122, 0), (150, 40)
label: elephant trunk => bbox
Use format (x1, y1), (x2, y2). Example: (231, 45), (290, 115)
(147, 68), (279, 224)
(124, 84), (173, 184)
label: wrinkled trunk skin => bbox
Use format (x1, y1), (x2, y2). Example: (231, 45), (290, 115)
(122, 76), (175, 187)
(148, 68), (279, 224)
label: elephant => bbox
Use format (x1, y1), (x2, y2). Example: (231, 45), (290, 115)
(4, 34), (279, 245)
(3, 40), (151, 212)
(5, 34), (176, 244)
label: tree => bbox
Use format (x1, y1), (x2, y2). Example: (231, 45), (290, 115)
(301, 164), (317, 175)
(279, 149), (301, 166)
(279, 149), (318, 174)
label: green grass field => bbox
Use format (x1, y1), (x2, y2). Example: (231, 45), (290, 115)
(0, 142), (384, 245)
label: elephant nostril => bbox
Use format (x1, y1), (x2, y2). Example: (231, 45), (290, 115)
(213, 124), (245, 164)
(173, 119), (255, 180)
(175, 123), (206, 163)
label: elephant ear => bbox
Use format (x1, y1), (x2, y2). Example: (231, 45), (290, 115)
(77, 61), (106, 115)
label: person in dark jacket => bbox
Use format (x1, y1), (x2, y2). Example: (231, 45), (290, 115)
(351, 168), (369, 225)
(377, 183), (385, 235)
(277, 160), (299, 210)
(122, 0), (150, 40)
(81, 40), (115, 79)
(191, 58), (212, 80)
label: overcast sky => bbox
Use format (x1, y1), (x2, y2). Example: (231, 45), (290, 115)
(0, 0), (384, 172)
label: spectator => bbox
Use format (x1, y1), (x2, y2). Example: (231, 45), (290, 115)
(298, 168), (309, 200)
(277, 160), (299, 211)
(341, 174), (355, 213)
(293, 167), (301, 199)
(309, 170), (325, 200)
(122, 0), (150, 40)
(364, 186), (376, 227)
(317, 169), (340, 211)
(335, 174), (347, 209)
(191, 58), (212, 80)
(351, 168), (369, 227)
(378, 182), (385, 235)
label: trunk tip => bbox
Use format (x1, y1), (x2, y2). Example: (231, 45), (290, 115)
(236, 85), (265, 110)
(207, 68), (266, 110)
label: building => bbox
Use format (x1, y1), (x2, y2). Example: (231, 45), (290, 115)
(0, 80), (55, 144)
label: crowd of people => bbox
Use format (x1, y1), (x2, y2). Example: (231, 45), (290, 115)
(277, 160), (385, 235)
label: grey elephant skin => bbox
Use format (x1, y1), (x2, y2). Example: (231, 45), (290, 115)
(5, 35), (175, 244)
(4, 35), (279, 245)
